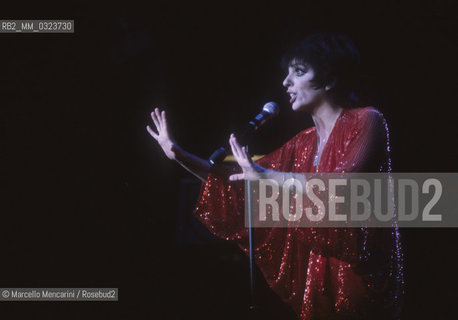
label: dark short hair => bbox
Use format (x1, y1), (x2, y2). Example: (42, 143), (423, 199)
(281, 32), (361, 108)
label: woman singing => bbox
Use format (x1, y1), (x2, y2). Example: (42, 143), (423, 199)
(147, 32), (404, 320)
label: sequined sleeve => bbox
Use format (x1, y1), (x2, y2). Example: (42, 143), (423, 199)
(193, 135), (298, 242)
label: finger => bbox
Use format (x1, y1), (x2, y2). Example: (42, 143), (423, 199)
(154, 108), (163, 130)
(146, 125), (159, 140)
(228, 134), (237, 157)
(229, 173), (244, 181)
(235, 140), (249, 162)
(241, 146), (250, 161)
(151, 111), (161, 131)
(232, 134), (244, 158)
(229, 134), (241, 158)
(161, 110), (168, 131)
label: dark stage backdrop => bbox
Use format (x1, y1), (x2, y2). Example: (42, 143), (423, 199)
(1, 1), (457, 319)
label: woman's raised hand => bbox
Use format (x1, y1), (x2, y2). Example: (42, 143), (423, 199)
(146, 108), (178, 160)
(228, 133), (266, 181)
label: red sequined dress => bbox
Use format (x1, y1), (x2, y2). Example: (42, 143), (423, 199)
(194, 107), (404, 319)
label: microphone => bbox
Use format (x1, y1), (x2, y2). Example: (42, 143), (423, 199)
(243, 101), (280, 135)
(208, 102), (280, 166)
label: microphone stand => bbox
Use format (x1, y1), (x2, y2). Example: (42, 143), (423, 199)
(208, 146), (259, 319)
(208, 104), (279, 318)
(245, 157), (259, 319)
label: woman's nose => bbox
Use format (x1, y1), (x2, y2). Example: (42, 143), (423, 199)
(282, 74), (292, 88)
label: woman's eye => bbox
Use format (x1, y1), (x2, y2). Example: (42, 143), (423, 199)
(295, 68), (306, 76)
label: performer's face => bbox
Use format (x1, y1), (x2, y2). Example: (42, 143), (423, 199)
(282, 61), (327, 112)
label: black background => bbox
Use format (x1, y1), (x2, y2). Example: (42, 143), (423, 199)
(1, 1), (457, 319)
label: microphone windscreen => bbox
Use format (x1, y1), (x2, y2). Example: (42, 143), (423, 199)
(262, 101), (280, 118)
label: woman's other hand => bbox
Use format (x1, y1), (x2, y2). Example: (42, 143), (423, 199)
(228, 133), (266, 181)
